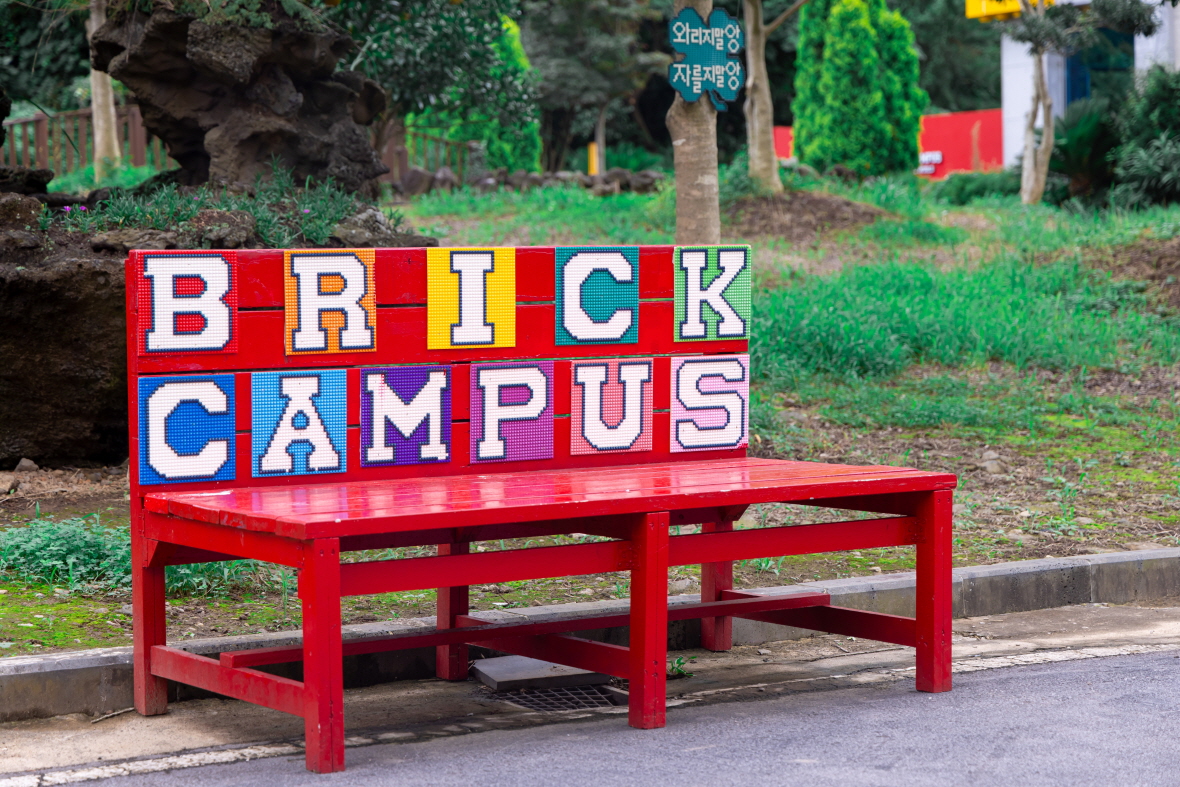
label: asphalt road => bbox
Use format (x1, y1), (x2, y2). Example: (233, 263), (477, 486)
(97, 651), (1180, 787)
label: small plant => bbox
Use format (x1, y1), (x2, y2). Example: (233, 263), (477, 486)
(667, 656), (694, 678)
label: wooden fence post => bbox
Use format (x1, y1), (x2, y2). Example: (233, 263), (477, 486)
(34, 114), (49, 171)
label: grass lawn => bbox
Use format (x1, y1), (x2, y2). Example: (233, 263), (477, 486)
(2, 175), (1178, 656)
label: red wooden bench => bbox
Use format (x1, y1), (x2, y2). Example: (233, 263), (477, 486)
(126, 244), (955, 773)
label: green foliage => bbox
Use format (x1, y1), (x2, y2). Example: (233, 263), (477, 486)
(751, 258), (1180, 386)
(1112, 133), (1180, 208)
(47, 161), (160, 195)
(929, 170), (1021, 206)
(410, 18), (543, 174)
(0, 2), (90, 110)
(332, 0), (532, 124)
(793, 0), (925, 176)
(1119, 65), (1180, 149)
(719, 149), (768, 208)
(0, 516), (265, 595)
(47, 163), (372, 247)
(857, 218), (967, 247)
(873, 2), (927, 172)
(888, 0), (1001, 113)
(1051, 98), (1120, 198)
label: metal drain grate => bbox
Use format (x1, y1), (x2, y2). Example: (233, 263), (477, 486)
(497, 684), (622, 711)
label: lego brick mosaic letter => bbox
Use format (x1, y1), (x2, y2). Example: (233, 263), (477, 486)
(470, 361), (554, 463)
(138, 375), (236, 485)
(571, 359), (653, 454)
(252, 369), (348, 476)
(137, 251), (238, 355)
(361, 366), (452, 467)
(555, 247), (639, 345)
(670, 354), (749, 452)
(427, 248), (516, 349)
(674, 245), (751, 341)
(284, 249), (376, 355)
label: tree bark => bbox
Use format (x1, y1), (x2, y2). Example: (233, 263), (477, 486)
(1020, 47), (1053, 204)
(743, 0), (783, 193)
(87, 0), (121, 181)
(667, 0), (720, 245)
(594, 102), (609, 174)
(1018, 0), (1054, 205)
(540, 107), (574, 173)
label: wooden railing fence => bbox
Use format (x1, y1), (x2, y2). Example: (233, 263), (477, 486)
(1, 105), (175, 180)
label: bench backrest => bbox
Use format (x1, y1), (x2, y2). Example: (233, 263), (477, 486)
(126, 245), (752, 519)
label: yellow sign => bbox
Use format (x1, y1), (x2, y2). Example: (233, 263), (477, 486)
(965, 0), (1054, 22)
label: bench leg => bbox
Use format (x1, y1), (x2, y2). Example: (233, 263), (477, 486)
(700, 519), (734, 651)
(132, 533), (168, 716)
(301, 538), (345, 773)
(436, 541), (470, 680)
(629, 511), (669, 730)
(915, 489), (953, 693)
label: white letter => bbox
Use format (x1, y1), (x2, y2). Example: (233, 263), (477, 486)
(675, 359), (746, 448)
(451, 251), (495, 345)
(477, 366), (548, 460)
(365, 371), (449, 463)
(679, 248), (747, 338)
(562, 251), (634, 341)
(144, 255), (232, 352)
(576, 362), (650, 450)
(260, 376), (341, 472)
(290, 253), (373, 351)
(146, 381), (229, 479)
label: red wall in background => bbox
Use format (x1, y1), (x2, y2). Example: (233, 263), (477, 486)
(773, 108), (1002, 181)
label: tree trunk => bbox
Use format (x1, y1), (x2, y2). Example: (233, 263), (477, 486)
(594, 102), (609, 174)
(1019, 48), (1054, 204)
(87, 0), (121, 181)
(743, 0), (783, 193)
(667, 0), (720, 245)
(540, 108), (575, 173)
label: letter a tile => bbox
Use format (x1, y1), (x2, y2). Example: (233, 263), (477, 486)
(571, 359), (653, 454)
(136, 251), (238, 355)
(470, 361), (553, 463)
(284, 249), (376, 355)
(427, 248), (516, 349)
(361, 365), (452, 467)
(252, 369), (348, 477)
(670, 354), (749, 452)
(555, 247), (639, 345)
(674, 245), (751, 341)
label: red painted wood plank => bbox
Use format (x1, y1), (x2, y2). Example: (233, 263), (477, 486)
(465, 629), (631, 679)
(668, 517), (918, 566)
(746, 606), (917, 648)
(144, 512), (305, 567)
(150, 645), (305, 716)
(301, 539), (345, 772)
(339, 540), (633, 596)
(132, 302), (745, 374)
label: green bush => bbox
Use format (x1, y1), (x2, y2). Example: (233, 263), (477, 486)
(1051, 97), (1120, 199)
(751, 257), (1180, 385)
(872, 0), (928, 172)
(0, 516), (268, 595)
(1112, 133), (1180, 207)
(1119, 65), (1180, 150)
(719, 149), (768, 207)
(929, 170), (1021, 205)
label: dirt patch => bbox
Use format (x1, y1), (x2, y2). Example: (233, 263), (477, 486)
(1084, 236), (1180, 309)
(725, 190), (885, 244)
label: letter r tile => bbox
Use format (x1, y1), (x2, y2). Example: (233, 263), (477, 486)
(427, 248), (516, 349)
(284, 249), (376, 355)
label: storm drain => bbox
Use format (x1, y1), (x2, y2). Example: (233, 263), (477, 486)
(496, 684), (624, 711)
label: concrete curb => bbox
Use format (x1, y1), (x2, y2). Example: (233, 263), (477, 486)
(4, 548), (1179, 722)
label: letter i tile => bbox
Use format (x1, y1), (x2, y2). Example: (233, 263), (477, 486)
(427, 248), (516, 349)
